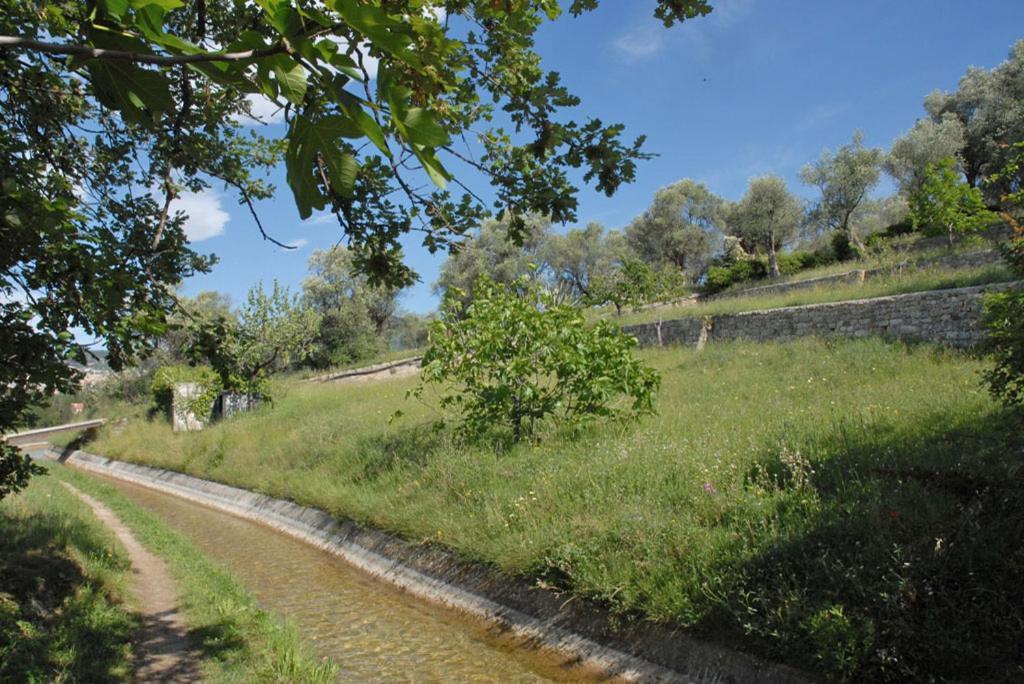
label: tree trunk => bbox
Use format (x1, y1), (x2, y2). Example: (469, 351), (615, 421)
(767, 239), (781, 278)
(846, 227), (866, 254)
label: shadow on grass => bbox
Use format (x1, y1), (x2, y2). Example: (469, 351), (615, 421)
(0, 509), (137, 682)
(352, 424), (447, 481)
(701, 408), (1024, 681)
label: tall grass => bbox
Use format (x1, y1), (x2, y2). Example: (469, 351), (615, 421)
(86, 338), (1024, 680)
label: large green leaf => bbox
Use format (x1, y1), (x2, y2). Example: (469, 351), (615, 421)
(402, 108), (450, 147)
(269, 55), (307, 106)
(286, 115), (364, 217)
(86, 59), (173, 125)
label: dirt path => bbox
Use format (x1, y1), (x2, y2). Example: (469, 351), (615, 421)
(61, 482), (201, 682)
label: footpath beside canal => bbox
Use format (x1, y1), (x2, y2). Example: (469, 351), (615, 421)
(60, 481), (200, 682)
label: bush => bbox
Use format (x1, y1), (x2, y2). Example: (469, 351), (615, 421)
(831, 230), (861, 262)
(777, 250), (828, 276)
(703, 258), (767, 294)
(415, 276), (660, 441)
(983, 144), (1023, 410)
(150, 365), (222, 420)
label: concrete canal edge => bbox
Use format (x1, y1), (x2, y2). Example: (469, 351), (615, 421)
(55, 448), (814, 684)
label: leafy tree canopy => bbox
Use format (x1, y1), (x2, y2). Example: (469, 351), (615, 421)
(800, 131), (883, 250)
(924, 39), (1024, 199)
(625, 179), (726, 279)
(0, 0), (713, 498)
(727, 175), (802, 278)
(909, 157), (999, 245)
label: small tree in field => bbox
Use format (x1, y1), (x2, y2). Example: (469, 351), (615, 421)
(910, 157), (998, 245)
(414, 276), (660, 442)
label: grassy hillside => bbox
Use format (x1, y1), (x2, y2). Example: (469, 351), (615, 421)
(81, 338), (1024, 680)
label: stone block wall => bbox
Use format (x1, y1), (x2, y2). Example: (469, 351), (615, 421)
(623, 282), (1019, 350)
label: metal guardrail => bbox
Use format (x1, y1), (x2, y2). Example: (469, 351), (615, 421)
(3, 419), (107, 445)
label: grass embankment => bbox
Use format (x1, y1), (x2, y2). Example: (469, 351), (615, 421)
(612, 262), (1013, 326)
(85, 338), (1024, 680)
(1, 464), (335, 682)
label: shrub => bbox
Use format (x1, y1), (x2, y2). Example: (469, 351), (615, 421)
(150, 365), (222, 420)
(831, 230), (861, 262)
(983, 143), (1023, 409)
(704, 258), (767, 294)
(777, 250), (827, 276)
(415, 276), (660, 441)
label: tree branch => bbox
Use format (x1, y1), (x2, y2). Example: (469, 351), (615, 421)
(0, 35), (288, 65)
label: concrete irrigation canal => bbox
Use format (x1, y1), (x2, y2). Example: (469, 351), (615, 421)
(89, 472), (582, 682)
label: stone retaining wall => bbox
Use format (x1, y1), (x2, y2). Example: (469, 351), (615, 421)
(624, 282), (1019, 350)
(56, 449), (809, 683)
(308, 356), (422, 384)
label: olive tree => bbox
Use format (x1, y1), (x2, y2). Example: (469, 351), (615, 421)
(302, 246), (402, 367)
(728, 175), (802, 278)
(924, 40), (1024, 201)
(542, 223), (628, 301)
(625, 179), (726, 279)
(800, 131), (883, 251)
(434, 215), (551, 304)
(884, 114), (967, 197)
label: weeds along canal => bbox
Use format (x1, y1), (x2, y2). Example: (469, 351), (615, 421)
(92, 473), (579, 683)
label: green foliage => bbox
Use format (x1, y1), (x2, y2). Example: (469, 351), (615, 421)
(704, 258), (767, 294)
(983, 143), (1024, 409)
(151, 365), (222, 419)
(542, 222), (628, 301)
(924, 40), (1024, 201)
(302, 246), (400, 368)
(434, 215), (552, 305)
(416, 276), (659, 441)
(728, 175), (803, 278)
(625, 179), (726, 278)
(800, 131), (883, 250)
(588, 259), (688, 312)
(910, 157), (999, 242)
(830, 230), (861, 262)
(188, 281), (320, 397)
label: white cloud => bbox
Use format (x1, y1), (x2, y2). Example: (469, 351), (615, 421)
(287, 238), (309, 249)
(238, 94), (286, 126)
(310, 212), (338, 225)
(613, 23), (665, 61)
(173, 189), (229, 242)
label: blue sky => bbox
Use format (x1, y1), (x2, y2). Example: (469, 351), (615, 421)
(176, 0), (1024, 314)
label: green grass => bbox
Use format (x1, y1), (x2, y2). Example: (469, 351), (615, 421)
(1, 465), (335, 683)
(1, 473), (136, 682)
(83, 337), (1024, 680)
(611, 262), (1014, 326)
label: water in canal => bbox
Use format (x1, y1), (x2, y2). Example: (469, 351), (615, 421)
(99, 475), (578, 683)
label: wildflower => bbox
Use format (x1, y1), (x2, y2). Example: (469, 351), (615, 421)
(889, 510), (900, 519)
(703, 482), (717, 495)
